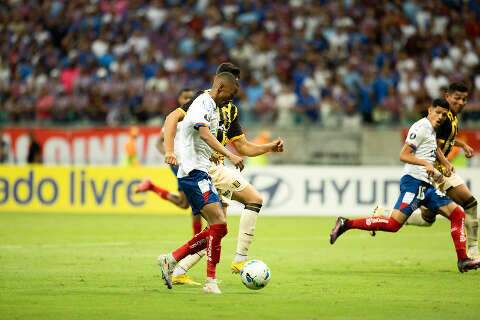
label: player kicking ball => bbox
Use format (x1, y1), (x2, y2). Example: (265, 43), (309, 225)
(158, 72), (242, 294)
(330, 98), (480, 272)
(161, 63), (284, 286)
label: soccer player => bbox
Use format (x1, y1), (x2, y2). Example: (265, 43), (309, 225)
(159, 63), (284, 285)
(134, 88), (204, 235)
(406, 82), (478, 258)
(158, 72), (242, 294)
(329, 98), (480, 273)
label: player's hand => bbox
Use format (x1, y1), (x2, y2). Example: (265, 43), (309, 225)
(432, 168), (445, 184)
(463, 144), (474, 158)
(444, 162), (454, 177)
(228, 153), (244, 171)
(210, 154), (221, 165)
(424, 162), (435, 177)
(164, 151), (177, 166)
(270, 138), (284, 153)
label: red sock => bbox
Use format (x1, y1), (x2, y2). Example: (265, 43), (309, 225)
(150, 183), (170, 200)
(448, 206), (467, 260)
(206, 224), (228, 279)
(172, 228), (209, 261)
(346, 216), (402, 232)
(192, 219), (202, 235)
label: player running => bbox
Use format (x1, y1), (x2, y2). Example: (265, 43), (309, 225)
(158, 72), (241, 294)
(149, 63), (284, 285)
(405, 82), (478, 258)
(134, 88), (205, 235)
(329, 98), (480, 273)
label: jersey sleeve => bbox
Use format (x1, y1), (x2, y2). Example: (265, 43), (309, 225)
(405, 124), (426, 150)
(226, 108), (244, 141)
(178, 90), (204, 115)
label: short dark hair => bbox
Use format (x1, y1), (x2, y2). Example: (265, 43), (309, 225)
(216, 62), (240, 79)
(215, 72), (238, 86)
(448, 82), (468, 94)
(178, 87), (193, 97)
(432, 98), (450, 110)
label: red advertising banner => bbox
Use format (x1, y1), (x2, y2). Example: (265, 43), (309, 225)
(2, 127), (162, 165)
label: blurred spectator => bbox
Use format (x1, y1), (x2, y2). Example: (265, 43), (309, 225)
(124, 126), (139, 166)
(0, 0), (479, 128)
(253, 88), (275, 122)
(295, 85), (320, 124)
(275, 83), (297, 127)
(27, 132), (42, 164)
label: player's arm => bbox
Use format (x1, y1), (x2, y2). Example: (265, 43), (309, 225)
(163, 109), (186, 165)
(156, 130), (165, 155)
(198, 126), (244, 170)
(232, 136), (284, 157)
(227, 108), (284, 157)
(400, 125), (434, 176)
(399, 144), (435, 176)
(453, 139), (474, 158)
(435, 145), (454, 176)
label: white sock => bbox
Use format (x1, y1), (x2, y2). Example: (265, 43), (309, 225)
(234, 203), (261, 262)
(406, 208), (433, 226)
(464, 199), (478, 249)
(173, 250), (205, 276)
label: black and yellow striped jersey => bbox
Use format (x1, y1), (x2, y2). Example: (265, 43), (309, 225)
(434, 111), (458, 173)
(176, 90), (244, 146)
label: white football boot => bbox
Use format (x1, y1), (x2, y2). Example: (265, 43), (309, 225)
(203, 277), (222, 294)
(157, 254), (177, 289)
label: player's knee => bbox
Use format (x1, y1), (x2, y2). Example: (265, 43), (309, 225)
(179, 200), (189, 209)
(213, 211), (227, 225)
(463, 196), (477, 210)
(247, 191), (263, 206)
(421, 212), (436, 225)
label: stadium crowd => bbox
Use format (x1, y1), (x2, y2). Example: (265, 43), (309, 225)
(1, 0), (480, 127)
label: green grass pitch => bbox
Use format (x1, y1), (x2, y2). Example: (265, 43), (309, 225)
(0, 212), (478, 320)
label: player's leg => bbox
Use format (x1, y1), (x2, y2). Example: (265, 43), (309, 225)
(198, 202), (228, 294)
(406, 206), (436, 226)
(230, 184), (263, 272)
(157, 221), (211, 289)
(208, 164), (261, 272)
(330, 175), (420, 244)
(157, 171), (226, 292)
(435, 201), (480, 272)
(191, 211), (203, 235)
(445, 180), (478, 258)
(135, 178), (190, 208)
(330, 209), (406, 244)
(136, 165), (190, 209)
(171, 204), (227, 285)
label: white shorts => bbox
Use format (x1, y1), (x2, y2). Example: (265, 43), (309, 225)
(208, 164), (249, 201)
(436, 172), (465, 192)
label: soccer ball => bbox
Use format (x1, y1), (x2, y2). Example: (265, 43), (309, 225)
(240, 260), (271, 290)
